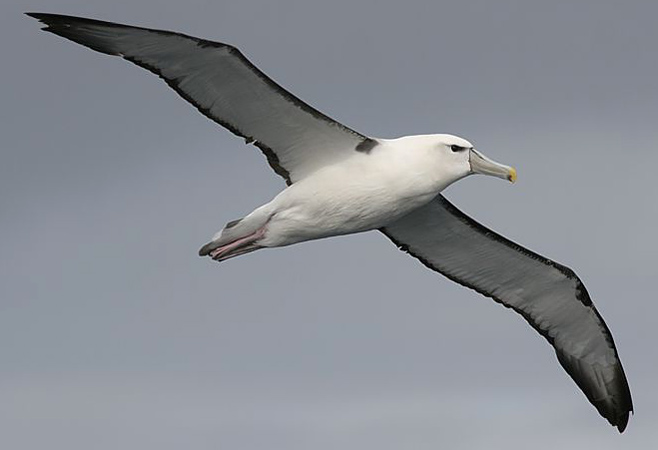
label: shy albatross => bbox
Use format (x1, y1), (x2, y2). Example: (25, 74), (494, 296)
(28, 13), (632, 432)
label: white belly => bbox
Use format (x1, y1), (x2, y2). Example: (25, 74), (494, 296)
(260, 152), (444, 247)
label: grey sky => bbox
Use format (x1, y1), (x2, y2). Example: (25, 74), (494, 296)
(2, 0), (657, 448)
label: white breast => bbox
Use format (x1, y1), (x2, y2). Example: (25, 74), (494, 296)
(260, 139), (455, 247)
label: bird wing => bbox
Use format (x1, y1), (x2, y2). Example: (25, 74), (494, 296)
(27, 13), (375, 184)
(380, 194), (633, 432)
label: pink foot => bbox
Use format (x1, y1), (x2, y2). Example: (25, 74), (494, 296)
(208, 225), (267, 261)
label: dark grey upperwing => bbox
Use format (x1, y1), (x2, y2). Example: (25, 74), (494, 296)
(27, 13), (374, 184)
(381, 195), (632, 432)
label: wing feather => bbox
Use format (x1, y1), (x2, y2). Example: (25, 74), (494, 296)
(27, 13), (372, 183)
(381, 194), (633, 431)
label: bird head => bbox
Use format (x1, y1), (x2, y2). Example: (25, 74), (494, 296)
(434, 134), (516, 184)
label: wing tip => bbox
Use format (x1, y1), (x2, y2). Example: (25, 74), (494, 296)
(614, 388), (633, 433)
(615, 409), (632, 433)
(25, 11), (54, 29)
(26, 12), (75, 27)
(26, 12), (125, 57)
(26, 11), (100, 24)
(600, 373), (633, 433)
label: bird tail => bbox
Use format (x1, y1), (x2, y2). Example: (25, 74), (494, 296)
(198, 205), (273, 261)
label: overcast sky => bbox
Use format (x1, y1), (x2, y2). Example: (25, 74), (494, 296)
(2, 0), (657, 449)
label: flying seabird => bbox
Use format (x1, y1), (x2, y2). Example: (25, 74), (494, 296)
(27, 13), (633, 431)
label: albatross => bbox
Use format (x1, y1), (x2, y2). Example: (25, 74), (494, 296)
(28, 13), (632, 432)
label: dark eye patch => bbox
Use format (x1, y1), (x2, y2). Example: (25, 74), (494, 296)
(450, 144), (467, 152)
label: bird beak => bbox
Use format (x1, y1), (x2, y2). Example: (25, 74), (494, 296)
(469, 148), (517, 183)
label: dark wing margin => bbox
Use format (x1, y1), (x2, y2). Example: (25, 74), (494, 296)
(381, 194), (632, 432)
(27, 12), (375, 184)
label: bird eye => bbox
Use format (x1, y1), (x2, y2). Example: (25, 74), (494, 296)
(450, 144), (466, 152)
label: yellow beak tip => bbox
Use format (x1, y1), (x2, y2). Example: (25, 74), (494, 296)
(508, 167), (517, 183)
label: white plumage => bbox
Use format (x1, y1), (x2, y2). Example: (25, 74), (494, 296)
(201, 134), (492, 260)
(28, 12), (632, 432)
